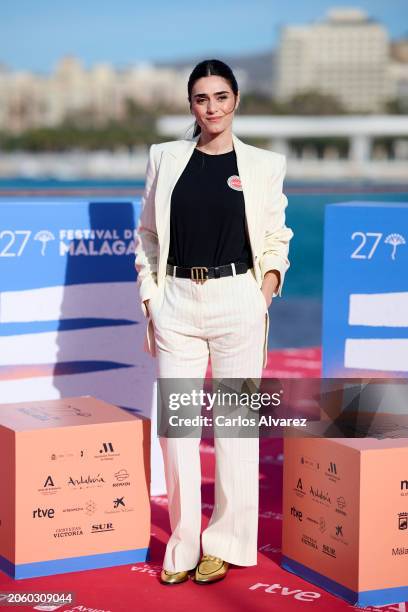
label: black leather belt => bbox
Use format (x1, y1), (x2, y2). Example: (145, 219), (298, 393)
(166, 262), (248, 283)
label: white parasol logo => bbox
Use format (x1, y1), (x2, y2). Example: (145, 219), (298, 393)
(384, 233), (406, 260)
(34, 230), (55, 255)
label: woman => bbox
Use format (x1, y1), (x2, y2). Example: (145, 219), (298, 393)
(135, 59), (293, 585)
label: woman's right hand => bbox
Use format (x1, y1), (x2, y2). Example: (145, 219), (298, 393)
(143, 299), (150, 316)
(143, 299), (151, 317)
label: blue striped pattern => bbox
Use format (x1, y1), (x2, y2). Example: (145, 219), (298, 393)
(0, 319), (138, 336)
(1, 548), (150, 580)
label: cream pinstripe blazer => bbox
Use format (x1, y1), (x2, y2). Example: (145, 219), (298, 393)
(134, 132), (294, 360)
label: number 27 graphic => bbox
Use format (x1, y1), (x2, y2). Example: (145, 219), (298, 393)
(351, 232), (382, 259)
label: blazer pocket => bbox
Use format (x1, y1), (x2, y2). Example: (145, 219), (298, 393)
(249, 268), (268, 312)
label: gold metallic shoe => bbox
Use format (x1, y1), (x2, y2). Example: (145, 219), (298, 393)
(160, 568), (189, 585)
(194, 554), (229, 584)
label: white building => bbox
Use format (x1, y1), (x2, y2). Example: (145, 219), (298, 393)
(389, 39), (408, 110)
(275, 8), (392, 112)
(0, 56), (192, 133)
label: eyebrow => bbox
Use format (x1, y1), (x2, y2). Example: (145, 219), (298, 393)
(193, 91), (230, 98)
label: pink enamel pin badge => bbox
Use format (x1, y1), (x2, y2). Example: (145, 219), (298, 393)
(227, 175), (243, 191)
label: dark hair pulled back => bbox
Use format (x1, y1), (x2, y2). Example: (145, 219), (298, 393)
(187, 59), (239, 138)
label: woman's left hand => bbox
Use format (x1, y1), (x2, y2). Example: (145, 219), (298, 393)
(261, 269), (280, 308)
(261, 290), (273, 309)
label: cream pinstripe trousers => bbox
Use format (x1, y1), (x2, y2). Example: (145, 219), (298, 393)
(149, 267), (267, 572)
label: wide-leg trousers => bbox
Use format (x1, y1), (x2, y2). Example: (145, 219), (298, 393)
(148, 267), (268, 572)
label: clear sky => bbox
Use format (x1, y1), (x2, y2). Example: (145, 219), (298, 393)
(1, 0), (407, 73)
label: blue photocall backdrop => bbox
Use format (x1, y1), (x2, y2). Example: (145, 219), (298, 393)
(0, 198), (140, 291)
(0, 197), (154, 412)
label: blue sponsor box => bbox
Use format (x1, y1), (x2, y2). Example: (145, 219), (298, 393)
(322, 201), (408, 377)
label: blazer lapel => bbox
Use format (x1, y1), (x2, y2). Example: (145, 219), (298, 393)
(154, 135), (199, 250)
(232, 133), (261, 261)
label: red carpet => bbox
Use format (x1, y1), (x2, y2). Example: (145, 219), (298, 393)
(1, 347), (403, 612)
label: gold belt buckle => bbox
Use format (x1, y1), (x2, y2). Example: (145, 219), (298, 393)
(191, 266), (208, 284)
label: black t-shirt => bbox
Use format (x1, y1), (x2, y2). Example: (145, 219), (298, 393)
(167, 147), (253, 268)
